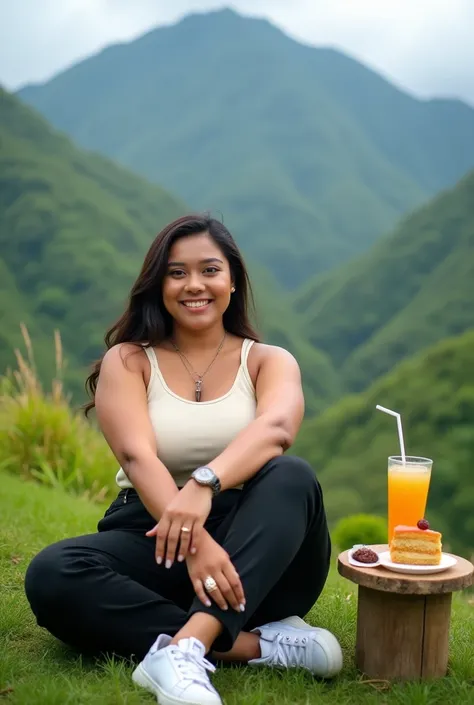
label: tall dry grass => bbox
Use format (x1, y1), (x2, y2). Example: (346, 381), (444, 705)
(0, 325), (117, 502)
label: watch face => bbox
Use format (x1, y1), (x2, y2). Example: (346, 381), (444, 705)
(196, 467), (215, 483)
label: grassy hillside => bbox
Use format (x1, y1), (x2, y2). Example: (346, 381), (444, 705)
(294, 170), (474, 391)
(2, 470), (473, 703)
(292, 330), (474, 557)
(0, 260), (53, 381)
(250, 264), (342, 413)
(18, 9), (474, 288)
(0, 87), (187, 395)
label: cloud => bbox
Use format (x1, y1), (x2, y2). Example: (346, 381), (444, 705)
(1, 0), (473, 105)
(278, 0), (474, 103)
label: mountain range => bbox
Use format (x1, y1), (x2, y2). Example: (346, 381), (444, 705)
(17, 8), (474, 288)
(2, 9), (474, 553)
(0, 86), (184, 391)
(294, 169), (474, 390)
(0, 87), (339, 411)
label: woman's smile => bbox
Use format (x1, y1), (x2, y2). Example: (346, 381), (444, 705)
(180, 298), (213, 312)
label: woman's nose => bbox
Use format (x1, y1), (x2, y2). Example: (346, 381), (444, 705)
(185, 276), (205, 292)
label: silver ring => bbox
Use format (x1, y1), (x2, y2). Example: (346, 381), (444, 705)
(180, 526), (191, 533)
(204, 576), (218, 593)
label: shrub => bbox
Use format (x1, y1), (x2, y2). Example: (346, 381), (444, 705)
(332, 513), (387, 550)
(0, 326), (117, 502)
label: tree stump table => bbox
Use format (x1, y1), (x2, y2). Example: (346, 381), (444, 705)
(338, 544), (473, 681)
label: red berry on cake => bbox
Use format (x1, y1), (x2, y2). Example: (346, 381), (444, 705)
(417, 518), (430, 530)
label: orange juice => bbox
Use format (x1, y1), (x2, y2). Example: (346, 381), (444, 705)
(387, 456), (432, 541)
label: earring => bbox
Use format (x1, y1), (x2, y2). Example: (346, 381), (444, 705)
(231, 286), (236, 293)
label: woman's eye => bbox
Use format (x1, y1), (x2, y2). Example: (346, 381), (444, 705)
(168, 267), (219, 277)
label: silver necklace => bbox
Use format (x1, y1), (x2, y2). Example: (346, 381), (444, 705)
(171, 332), (227, 402)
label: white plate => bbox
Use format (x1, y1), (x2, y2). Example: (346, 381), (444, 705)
(378, 551), (457, 575)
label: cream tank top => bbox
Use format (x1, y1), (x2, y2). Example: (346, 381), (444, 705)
(115, 338), (257, 489)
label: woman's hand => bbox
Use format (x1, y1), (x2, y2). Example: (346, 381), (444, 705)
(187, 531), (246, 613)
(146, 481), (212, 567)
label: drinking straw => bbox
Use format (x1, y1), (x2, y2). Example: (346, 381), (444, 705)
(376, 405), (406, 464)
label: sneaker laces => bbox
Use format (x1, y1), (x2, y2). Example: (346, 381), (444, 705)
(267, 631), (309, 668)
(170, 638), (216, 690)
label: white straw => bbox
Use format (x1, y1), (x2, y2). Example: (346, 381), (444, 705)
(376, 405), (406, 464)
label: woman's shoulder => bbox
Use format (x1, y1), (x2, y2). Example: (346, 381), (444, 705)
(247, 341), (300, 375)
(101, 342), (148, 375)
(249, 340), (298, 360)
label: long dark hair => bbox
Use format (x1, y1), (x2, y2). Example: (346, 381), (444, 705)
(84, 214), (260, 414)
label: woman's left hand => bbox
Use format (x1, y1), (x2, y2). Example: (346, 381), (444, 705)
(146, 481), (213, 568)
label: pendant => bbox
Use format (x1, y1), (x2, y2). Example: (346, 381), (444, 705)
(195, 379), (202, 402)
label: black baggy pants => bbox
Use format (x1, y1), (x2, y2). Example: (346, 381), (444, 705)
(24, 455), (331, 661)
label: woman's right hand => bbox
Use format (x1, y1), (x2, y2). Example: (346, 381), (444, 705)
(186, 531), (246, 613)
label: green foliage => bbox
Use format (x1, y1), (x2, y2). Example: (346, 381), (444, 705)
(18, 10), (474, 287)
(294, 170), (474, 390)
(2, 469), (474, 703)
(250, 262), (342, 415)
(0, 86), (339, 413)
(0, 86), (186, 399)
(0, 330), (117, 502)
(293, 330), (474, 557)
(332, 514), (387, 551)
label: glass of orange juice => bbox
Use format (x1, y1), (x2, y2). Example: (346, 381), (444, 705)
(387, 456), (433, 541)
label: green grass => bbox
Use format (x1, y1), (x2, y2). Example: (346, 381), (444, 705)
(1, 470), (473, 704)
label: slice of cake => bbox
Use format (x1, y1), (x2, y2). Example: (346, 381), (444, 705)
(390, 524), (442, 565)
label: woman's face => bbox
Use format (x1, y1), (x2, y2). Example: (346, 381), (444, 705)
(163, 233), (234, 332)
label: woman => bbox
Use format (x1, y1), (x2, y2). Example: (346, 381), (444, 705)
(25, 214), (342, 705)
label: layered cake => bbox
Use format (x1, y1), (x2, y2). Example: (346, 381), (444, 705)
(390, 520), (442, 565)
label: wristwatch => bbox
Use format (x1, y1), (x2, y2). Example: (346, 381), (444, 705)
(191, 466), (221, 497)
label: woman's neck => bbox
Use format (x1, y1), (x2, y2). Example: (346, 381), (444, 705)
(171, 324), (227, 354)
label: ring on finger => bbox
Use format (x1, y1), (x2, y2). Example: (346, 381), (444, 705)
(180, 526), (191, 533)
(204, 576), (218, 592)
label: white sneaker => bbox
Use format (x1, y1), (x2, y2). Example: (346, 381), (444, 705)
(132, 634), (222, 705)
(248, 615), (343, 678)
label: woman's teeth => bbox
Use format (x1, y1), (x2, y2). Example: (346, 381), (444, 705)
(183, 300), (210, 308)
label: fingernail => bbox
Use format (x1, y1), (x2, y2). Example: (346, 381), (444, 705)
(156, 557), (162, 565)
(240, 604), (245, 612)
(206, 600), (212, 607)
(178, 555), (184, 562)
(222, 605), (228, 611)
(165, 559), (172, 569)
(191, 547), (197, 555)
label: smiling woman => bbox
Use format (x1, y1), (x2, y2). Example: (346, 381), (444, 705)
(24, 213), (342, 705)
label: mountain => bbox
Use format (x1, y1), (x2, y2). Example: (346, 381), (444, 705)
(0, 88), (339, 411)
(17, 8), (474, 289)
(292, 329), (474, 556)
(250, 265), (342, 414)
(293, 170), (474, 391)
(0, 258), (54, 382)
(0, 87), (185, 393)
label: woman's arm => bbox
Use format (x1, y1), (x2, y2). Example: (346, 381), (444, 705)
(95, 344), (179, 520)
(146, 344), (303, 569)
(201, 345), (305, 491)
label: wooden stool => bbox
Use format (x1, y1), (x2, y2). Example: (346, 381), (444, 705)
(338, 544), (473, 681)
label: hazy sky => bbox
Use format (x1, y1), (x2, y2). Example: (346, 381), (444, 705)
(1, 0), (474, 105)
